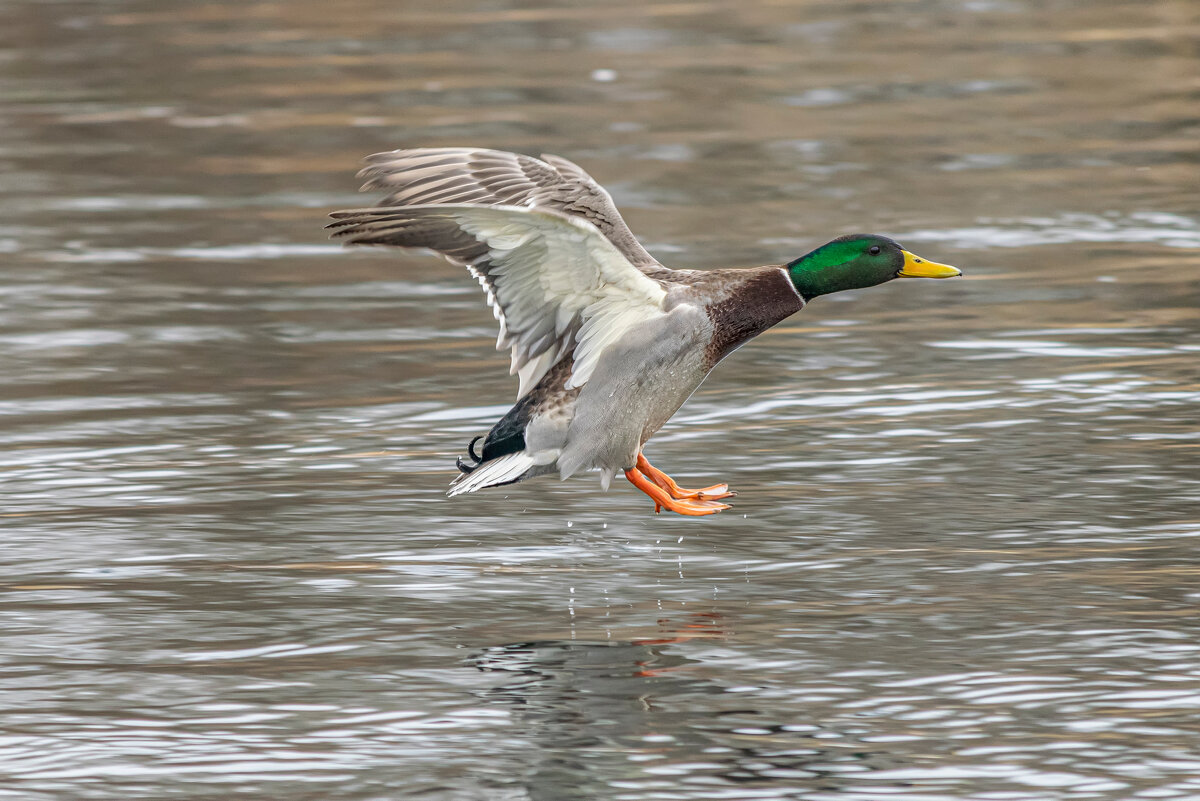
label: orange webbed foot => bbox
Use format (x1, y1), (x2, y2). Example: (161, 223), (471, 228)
(635, 453), (737, 502)
(625, 468), (731, 516)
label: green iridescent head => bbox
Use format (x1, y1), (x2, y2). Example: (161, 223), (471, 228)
(787, 234), (960, 300)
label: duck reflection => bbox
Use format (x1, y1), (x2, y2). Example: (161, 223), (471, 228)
(474, 615), (720, 723)
(471, 614), (720, 798)
(471, 612), (881, 798)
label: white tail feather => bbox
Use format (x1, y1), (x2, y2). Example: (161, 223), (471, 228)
(448, 452), (536, 496)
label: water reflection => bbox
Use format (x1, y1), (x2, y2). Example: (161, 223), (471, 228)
(470, 617), (895, 798)
(476, 638), (707, 796)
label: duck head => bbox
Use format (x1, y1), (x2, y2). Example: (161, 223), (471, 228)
(787, 234), (960, 301)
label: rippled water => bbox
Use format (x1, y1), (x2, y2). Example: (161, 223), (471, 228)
(3, 0), (1199, 798)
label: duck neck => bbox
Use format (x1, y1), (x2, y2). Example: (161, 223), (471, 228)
(703, 267), (805, 367)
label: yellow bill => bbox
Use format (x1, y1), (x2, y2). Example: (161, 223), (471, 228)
(898, 250), (961, 279)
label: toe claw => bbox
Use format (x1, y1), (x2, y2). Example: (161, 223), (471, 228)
(694, 490), (736, 502)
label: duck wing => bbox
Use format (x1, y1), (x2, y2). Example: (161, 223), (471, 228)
(352, 148), (671, 276)
(327, 204), (670, 398)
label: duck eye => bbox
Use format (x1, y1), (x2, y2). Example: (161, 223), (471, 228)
(868, 245), (881, 256)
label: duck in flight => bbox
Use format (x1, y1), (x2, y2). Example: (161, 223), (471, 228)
(328, 148), (960, 516)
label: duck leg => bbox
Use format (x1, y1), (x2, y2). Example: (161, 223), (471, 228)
(625, 467), (732, 516)
(635, 453), (736, 502)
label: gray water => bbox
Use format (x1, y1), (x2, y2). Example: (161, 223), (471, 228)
(3, 0), (1200, 799)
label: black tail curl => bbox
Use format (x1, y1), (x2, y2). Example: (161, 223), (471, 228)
(455, 436), (485, 474)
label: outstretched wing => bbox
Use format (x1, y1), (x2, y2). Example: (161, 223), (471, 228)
(327, 204), (668, 398)
(354, 148), (669, 275)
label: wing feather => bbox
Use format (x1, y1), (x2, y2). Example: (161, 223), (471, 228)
(355, 147), (671, 273)
(328, 203), (668, 397)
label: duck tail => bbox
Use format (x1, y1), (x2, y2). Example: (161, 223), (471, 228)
(448, 452), (536, 496)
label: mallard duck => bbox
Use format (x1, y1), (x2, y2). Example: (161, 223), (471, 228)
(328, 148), (960, 516)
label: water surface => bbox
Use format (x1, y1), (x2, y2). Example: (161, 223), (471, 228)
(3, 0), (1200, 799)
